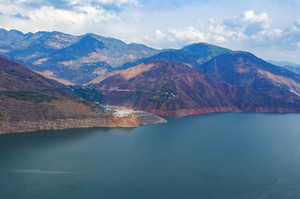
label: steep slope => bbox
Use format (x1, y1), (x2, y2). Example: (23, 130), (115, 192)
(88, 57), (300, 117)
(1, 28), (299, 117)
(33, 33), (160, 68)
(0, 56), (73, 96)
(119, 43), (230, 70)
(89, 60), (240, 117)
(0, 57), (143, 134)
(268, 60), (300, 68)
(0, 29), (231, 85)
(181, 43), (231, 64)
(282, 65), (300, 75)
(2, 30), (79, 62)
(0, 29), (27, 49)
(268, 60), (300, 75)
(0, 29), (160, 85)
(30, 35), (114, 84)
(142, 50), (200, 68)
(200, 52), (300, 102)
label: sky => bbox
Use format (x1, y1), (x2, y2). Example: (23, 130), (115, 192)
(0, 0), (300, 63)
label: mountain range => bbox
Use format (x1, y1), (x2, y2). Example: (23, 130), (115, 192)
(0, 29), (160, 85)
(268, 60), (300, 75)
(1, 28), (300, 119)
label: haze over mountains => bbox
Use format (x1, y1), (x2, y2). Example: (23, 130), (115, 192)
(1, 28), (300, 118)
(0, 29), (160, 85)
(268, 60), (300, 75)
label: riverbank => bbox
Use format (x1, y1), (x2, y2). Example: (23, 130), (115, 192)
(0, 101), (166, 134)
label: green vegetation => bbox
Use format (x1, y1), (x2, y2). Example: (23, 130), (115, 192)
(149, 98), (164, 102)
(149, 91), (171, 103)
(134, 91), (144, 106)
(122, 93), (136, 105)
(0, 91), (62, 103)
(77, 99), (91, 106)
(69, 86), (103, 103)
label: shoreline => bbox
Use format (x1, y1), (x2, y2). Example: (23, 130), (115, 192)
(0, 105), (167, 135)
(2, 105), (300, 134)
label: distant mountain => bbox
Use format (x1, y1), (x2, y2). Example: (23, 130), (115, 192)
(37, 34), (159, 67)
(0, 29), (232, 85)
(118, 43), (231, 71)
(268, 60), (300, 75)
(181, 43), (231, 64)
(268, 60), (300, 68)
(0, 56), (72, 96)
(0, 57), (142, 134)
(282, 65), (300, 75)
(0, 29), (160, 85)
(0, 30), (78, 62)
(200, 52), (300, 101)
(115, 49), (198, 71)
(1, 28), (300, 118)
(146, 43), (231, 66)
(143, 50), (200, 68)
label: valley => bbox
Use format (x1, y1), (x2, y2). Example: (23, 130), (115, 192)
(1, 28), (300, 132)
(0, 57), (162, 134)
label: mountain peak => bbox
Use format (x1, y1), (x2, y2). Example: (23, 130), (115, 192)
(182, 42), (230, 51)
(181, 42), (231, 64)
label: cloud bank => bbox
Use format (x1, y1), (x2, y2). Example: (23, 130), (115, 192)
(0, 0), (300, 63)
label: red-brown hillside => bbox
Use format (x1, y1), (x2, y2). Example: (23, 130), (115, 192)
(91, 59), (300, 117)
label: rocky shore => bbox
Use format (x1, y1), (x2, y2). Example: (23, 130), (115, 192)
(0, 98), (166, 134)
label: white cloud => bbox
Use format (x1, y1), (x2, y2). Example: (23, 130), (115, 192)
(139, 9), (300, 56)
(0, 0), (135, 35)
(144, 26), (207, 48)
(5, 0), (139, 9)
(0, 5), (119, 34)
(169, 26), (206, 43)
(94, 0), (139, 7)
(223, 10), (271, 36)
(154, 29), (166, 40)
(1, 0), (300, 64)
(143, 23), (230, 49)
(244, 10), (270, 26)
(295, 19), (300, 29)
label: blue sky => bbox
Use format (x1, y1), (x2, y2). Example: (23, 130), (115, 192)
(0, 0), (300, 63)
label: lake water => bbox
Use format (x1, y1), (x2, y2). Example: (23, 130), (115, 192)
(1, 113), (300, 199)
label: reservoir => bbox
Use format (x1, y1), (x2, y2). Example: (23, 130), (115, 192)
(1, 113), (300, 199)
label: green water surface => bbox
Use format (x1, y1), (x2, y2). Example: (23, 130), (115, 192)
(1, 113), (300, 199)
